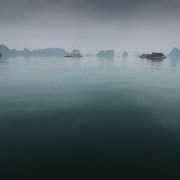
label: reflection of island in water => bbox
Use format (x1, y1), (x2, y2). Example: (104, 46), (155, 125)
(0, 57), (10, 73)
(98, 57), (114, 68)
(167, 48), (180, 70)
(169, 57), (180, 68)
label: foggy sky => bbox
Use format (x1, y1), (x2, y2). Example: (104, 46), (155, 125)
(0, 0), (180, 54)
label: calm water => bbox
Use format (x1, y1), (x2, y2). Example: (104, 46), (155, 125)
(0, 56), (180, 178)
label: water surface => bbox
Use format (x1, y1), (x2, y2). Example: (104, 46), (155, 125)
(0, 56), (180, 178)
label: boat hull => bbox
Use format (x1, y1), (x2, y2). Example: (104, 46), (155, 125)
(139, 56), (148, 58)
(64, 56), (83, 58)
(64, 53), (83, 58)
(147, 56), (166, 60)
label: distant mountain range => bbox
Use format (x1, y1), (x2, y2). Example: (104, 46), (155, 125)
(0, 44), (82, 57)
(1, 44), (180, 59)
(96, 50), (115, 58)
(167, 47), (180, 58)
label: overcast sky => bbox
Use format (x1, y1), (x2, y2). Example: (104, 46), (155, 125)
(0, 0), (180, 54)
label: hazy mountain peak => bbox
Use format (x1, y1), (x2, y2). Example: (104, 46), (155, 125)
(168, 47), (180, 57)
(71, 49), (81, 54)
(0, 44), (10, 51)
(96, 50), (115, 58)
(122, 52), (128, 58)
(23, 48), (31, 52)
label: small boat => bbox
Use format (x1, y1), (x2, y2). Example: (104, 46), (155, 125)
(64, 53), (83, 58)
(147, 53), (166, 60)
(0, 53), (2, 57)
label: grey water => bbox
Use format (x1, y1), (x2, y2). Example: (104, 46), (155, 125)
(0, 56), (180, 178)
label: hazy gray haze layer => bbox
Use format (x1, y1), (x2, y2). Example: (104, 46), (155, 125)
(1, 0), (180, 54)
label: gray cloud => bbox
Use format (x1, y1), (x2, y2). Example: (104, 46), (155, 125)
(1, 0), (179, 25)
(0, 0), (180, 54)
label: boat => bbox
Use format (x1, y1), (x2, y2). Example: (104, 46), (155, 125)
(139, 54), (150, 58)
(0, 53), (2, 57)
(147, 52), (166, 60)
(64, 53), (83, 58)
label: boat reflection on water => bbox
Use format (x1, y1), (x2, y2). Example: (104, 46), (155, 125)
(141, 55), (165, 71)
(149, 58), (164, 67)
(96, 56), (114, 68)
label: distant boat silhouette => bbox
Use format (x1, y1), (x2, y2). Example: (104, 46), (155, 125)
(0, 53), (2, 57)
(147, 52), (166, 60)
(64, 53), (83, 58)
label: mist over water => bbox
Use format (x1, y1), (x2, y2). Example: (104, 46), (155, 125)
(0, 56), (180, 178)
